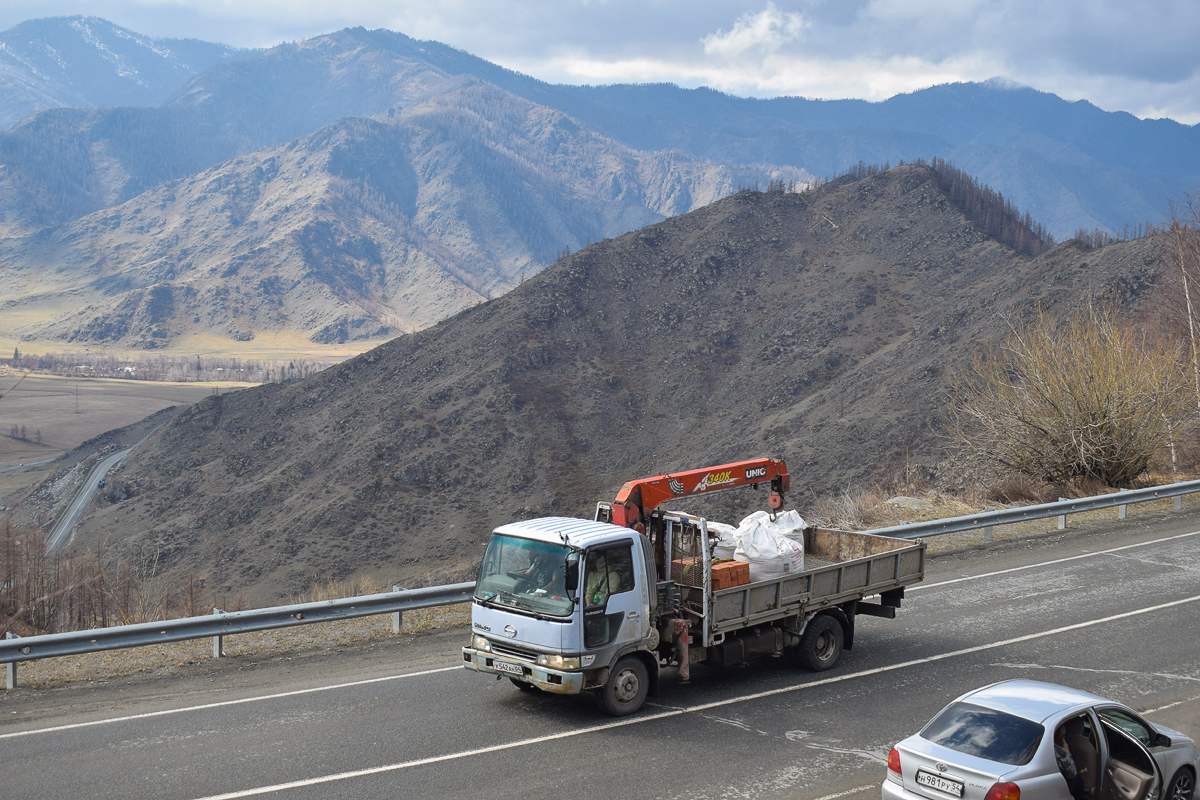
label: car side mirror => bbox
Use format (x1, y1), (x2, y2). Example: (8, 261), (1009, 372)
(1153, 732), (1171, 748)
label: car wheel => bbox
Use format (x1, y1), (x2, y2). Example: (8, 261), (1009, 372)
(599, 656), (648, 716)
(1168, 768), (1195, 800)
(510, 677), (537, 691)
(794, 614), (844, 671)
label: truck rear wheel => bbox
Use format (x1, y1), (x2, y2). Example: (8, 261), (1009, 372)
(794, 614), (843, 671)
(599, 656), (648, 716)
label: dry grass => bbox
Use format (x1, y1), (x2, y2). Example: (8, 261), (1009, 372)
(0, 373), (244, 465)
(808, 471), (1200, 554)
(0, 330), (382, 364)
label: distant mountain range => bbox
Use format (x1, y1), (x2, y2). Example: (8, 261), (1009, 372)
(0, 16), (242, 128)
(0, 17), (1196, 354)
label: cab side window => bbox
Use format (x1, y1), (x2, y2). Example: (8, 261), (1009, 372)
(583, 543), (636, 649)
(584, 544), (635, 607)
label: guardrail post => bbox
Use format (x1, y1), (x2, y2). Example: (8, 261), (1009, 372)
(983, 508), (994, 541)
(1175, 480), (1183, 511)
(1118, 489), (1128, 520)
(211, 608), (224, 658)
(392, 586), (405, 634)
(5, 632), (18, 690)
(1058, 498), (1067, 529)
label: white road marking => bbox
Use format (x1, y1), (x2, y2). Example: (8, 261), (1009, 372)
(1143, 691), (1200, 715)
(0, 665), (463, 740)
(991, 662), (1200, 683)
(803, 743), (888, 764)
(910, 528), (1200, 592)
(192, 592), (1200, 800)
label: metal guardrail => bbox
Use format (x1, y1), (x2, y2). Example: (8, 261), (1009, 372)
(865, 478), (1200, 540)
(4, 477), (1198, 690)
(2, 582), (475, 689)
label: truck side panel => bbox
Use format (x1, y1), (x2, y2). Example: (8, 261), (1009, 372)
(707, 528), (925, 640)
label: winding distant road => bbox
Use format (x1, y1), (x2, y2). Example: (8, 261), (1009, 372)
(46, 447), (131, 551)
(0, 457), (56, 474)
(2, 512), (1198, 800)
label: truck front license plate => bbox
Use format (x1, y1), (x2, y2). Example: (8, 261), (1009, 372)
(916, 770), (963, 798)
(492, 660), (524, 677)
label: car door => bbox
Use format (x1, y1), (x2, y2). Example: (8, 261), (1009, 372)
(1099, 716), (1164, 800)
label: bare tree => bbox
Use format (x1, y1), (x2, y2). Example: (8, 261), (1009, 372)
(945, 304), (1195, 488)
(1169, 192), (1200, 410)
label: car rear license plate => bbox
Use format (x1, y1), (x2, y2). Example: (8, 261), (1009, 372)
(492, 659), (524, 677)
(916, 770), (964, 798)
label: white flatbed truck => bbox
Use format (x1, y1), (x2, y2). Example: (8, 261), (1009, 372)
(462, 459), (926, 715)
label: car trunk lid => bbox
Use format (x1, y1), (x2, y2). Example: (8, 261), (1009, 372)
(897, 742), (1008, 800)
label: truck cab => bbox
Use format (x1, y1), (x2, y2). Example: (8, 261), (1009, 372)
(462, 517), (659, 714)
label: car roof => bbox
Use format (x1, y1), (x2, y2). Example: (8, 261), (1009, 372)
(492, 516), (632, 549)
(958, 679), (1109, 723)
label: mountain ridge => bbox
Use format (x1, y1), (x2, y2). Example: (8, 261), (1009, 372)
(0, 84), (802, 348)
(0, 16), (244, 128)
(66, 166), (1168, 601)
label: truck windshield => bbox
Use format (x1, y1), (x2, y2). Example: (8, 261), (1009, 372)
(474, 535), (578, 618)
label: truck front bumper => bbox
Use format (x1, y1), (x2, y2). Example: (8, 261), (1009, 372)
(461, 647), (585, 695)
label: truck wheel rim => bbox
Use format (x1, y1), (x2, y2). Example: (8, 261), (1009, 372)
(815, 629), (836, 661)
(614, 668), (640, 703)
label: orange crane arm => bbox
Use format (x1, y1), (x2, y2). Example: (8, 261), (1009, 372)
(609, 457), (790, 531)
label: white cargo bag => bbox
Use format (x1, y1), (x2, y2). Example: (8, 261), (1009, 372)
(739, 509), (807, 547)
(733, 520), (805, 582)
(707, 521), (740, 561)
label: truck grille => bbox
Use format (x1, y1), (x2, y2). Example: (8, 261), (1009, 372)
(491, 642), (538, 662)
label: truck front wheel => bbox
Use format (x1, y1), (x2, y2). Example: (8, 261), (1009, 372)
(599, 656), (648, 716)
(794, 614), (843, 671)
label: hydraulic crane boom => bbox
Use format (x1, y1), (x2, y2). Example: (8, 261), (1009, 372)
(609, 457), (790, 532)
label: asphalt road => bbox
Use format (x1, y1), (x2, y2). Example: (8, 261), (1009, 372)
(3, 514), (1199, 800)
(46, 447), (130, 551)
(0, 457), (56, 474)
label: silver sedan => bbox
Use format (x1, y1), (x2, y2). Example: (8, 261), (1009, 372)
(883, 680), (1198, 800)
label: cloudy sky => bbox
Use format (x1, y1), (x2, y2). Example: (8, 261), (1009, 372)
(3, 0), (1199, 124)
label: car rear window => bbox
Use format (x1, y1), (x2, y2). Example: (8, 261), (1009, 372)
(919, 702), (1045, 766)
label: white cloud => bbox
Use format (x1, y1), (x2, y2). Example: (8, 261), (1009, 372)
(701, 2), (808, 58)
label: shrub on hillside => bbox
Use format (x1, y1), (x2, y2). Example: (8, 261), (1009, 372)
(946, 305), (1195, 488)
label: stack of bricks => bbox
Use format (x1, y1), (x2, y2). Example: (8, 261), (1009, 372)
(711, 560), (750, 590)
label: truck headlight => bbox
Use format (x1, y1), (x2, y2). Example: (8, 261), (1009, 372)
(471, 635), (492, 652)
(536, 654), (580, 670)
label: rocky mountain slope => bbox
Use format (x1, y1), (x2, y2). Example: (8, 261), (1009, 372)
(67, 166), (1167, 602)
(1, 21), (1193, 358)
(0, 16), (242, 129)
(6, 23), (1197, 242)
(1, 83), (799, 348)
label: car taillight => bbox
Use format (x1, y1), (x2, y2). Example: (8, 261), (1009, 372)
(887, 748), (902, 780)
(984, 783), (1020, 800)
